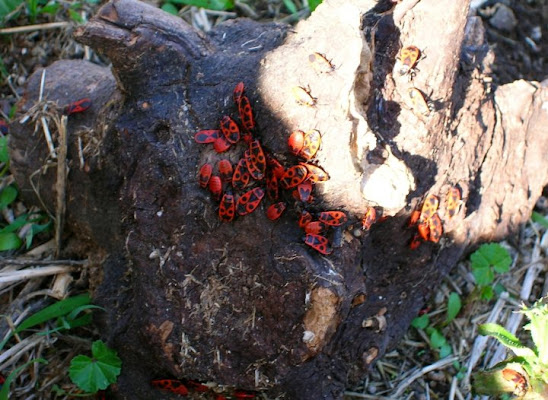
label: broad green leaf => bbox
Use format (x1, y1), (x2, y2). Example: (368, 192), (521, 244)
(0, 185), (18, 209)
(0, 214), (32, 233)
(0, 0), (23, 21)
(472, 265), (494, 286)
(0, 358), (47, 400)
(0, 136), (9, 163)
(479, 323), (537, 360)
(308, 0), (322, 11)
(0, 293), (91, 351)
(470, 243), (511, 274)
(521, 297), (548, 366)
(411, 314), (429, 330)
(40, 2), (60, 15)
(531, 211), (548, 229)
(283, 0), (297, 14)
(480, 285), (494, 301)
(161, 2), (178, 15)
(429, 328), (447, 349)
(0, 232), (22, 251)
(69, 340), (121, 393)
(439, 342), (452, 358)
(167, 0), (234, 11)
(446, 292), (461, 323)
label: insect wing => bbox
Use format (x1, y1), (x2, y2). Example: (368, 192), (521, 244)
(198, 163), (213, 188)
(300, 130), (321, 160)
(308, 52), (335, 73)
(151, 379), (189, 395)
(304, 221), (326, 235)
(408, 88), (432, 116)
(218, 159), (233, 182)
(265, 170), (279, 200)
(288, 130), (304, 155)
(194, 129), (220, 144)
(304, 234), (332, 255)
(297, 181), (313, 202)
(246, 140), (266, 180)
(417, 221), (430, 241)
(280, 165), (307, 189)
(298, 211), (313, 229)
(446, 186), (461, 219)
(419, 194), (439, 224)
(319, 211), (347, 226)
(219, 191), (236, 222)
(300, 162), (329, 182)
(208, 176), (223, 200)
(266, 202), (286, 220)
(427, 213), (443, 243)
(291, 86), (316, 107)
(233, 81), (245, 106)
(213, 136), (231, 153)
(232, 158), (251, 191)
(236, 187), (265, 216)
(266, 154), (285, 179)
(398, 45), (420, 75)
(220, 115), (240, 144)
(238, 95), (255, 134)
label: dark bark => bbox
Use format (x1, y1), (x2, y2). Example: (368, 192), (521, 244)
(8, 0), (548, 398)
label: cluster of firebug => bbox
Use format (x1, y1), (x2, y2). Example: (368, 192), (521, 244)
(194, 81), (348, 255)
(151, 378), (257, 399)
(407, 187), (461, 249)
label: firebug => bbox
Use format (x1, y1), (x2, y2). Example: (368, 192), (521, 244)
(213, 135), (231, 153)
(361, 207), (377, 230)
(246, 140), (266, 180)
(233, 81), (245, 105)
(208, 176), (222, 201)
(266, 153), (285, 179)
(194, 129), (220, 144)
(300, 130), (321, 160)
(304, 234), (332, 255)
(198, 163), (213, 188)
(408, 210), (421, 227)
(397, 45), (421, 77)
(297, 181), (313, 203)
(265, 170), (279, 200)
(266, 202), (286, 220)
(419, 194), (439, 224)
(64, 98), (92, 115)
(308, 52), (335, 74)
(408, 87), (434, 116)
(218, 159), (233, 182)
(409, 233), (422, 250)
(319, 211), (347, 226)
(220, 115), (240, 144)
(298, 211), (313, 229)
(427, 213), (443, 243)
(219, 191), (236, 222)
(300, 162), (329, 182)
(151, 379), (189, 395)
(292, 86), (316, 107)
(417, 221), (430, 241)
(288, 130), (305, 155)
(304, 221), (326, 235)
(236, 187), (265, 216)
(238, 95), (255, 134)
(446, 186), (461, 219)
(232, 158), (251, 191)
(279, 165), (308, 189)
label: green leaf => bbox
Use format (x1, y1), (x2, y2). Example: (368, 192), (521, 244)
(0, 185), (18, 209)
(308, 0), (322, 11)
(439, 342), (452, 358)
(25, 219), (52, 248)
(472, 265), (494, 286)
(470, 243), (511, 275)
(521, 297), (548, 366)
(69, 340), (122, 393)
(480, 285), (494, 301)
(479, 323), (537, 360)
(411, 314), (429, 330)
(0, 293), (91, 351)
(40, 2), (60, 15)
(68, 9), (84, 23)
(167, 0), (234, 11)
(0, 0), (24, 21)
(0, 358), (47, 400)
(0, 232), (22, 251)
(0, 136), (9, 163)
(531, 211), (548, 229)
(446, 292), (462, 323)
(283, 0), (297, 14)
(161, 2), (178, 15)
(429, 328), (447, 349)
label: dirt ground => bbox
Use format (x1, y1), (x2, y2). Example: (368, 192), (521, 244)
(0, 0), (546, 399)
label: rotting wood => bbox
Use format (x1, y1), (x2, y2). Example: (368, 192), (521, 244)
(7, 0), (548, 398)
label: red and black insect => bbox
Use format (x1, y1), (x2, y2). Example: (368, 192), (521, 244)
(0, 120), (8, 135)
(194, 129), (220, 144)
(304, 221), (326, 235)
(318, 211), (347, 226)
(427, 213), (443, 243)
(213, 135), (231, 153)
(266, 153), (285, 179)
(220, 115), (240, 144)
(299, 210), (313, 229)
(409, 233), (422, 250)
(280, 165), (308, 189)
(151, 379), (189, 395)
(233, 81), (245, 105)
(308, 52), (335, 74)
(218, 159), (233, 182)
(219, 191), (236, 222)
(300, 162), (329, 182)
(232, 158), (251, 191)
(198, 163), (213, 188)
(296, 181), (313, 202)
(246, 140), (266, 180)
(266, 202), (286, 221)
(304, 234), (332, 255)
(236, 187), (265, 216)
(265, 170), (279, 200)
(288, 130), (305, 155)
(63, 98), (92, 115)
(238, 95), (255, 135)
(208, 175), (223, 201)
(300, 130), (321, 160)
(361, 207), (377, 230)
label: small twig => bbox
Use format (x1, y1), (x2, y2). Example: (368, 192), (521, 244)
(0, 258), (87, 267)
(40, 117), (56, 158)
(0, 22), (70, 35)
(0, 335), (45, 370)
(0, 266), (74, 284)
(390, 356), (458, 399)
(55, 115), (68, 257)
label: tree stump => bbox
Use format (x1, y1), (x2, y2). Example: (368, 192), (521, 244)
(8, 0), (548, 398)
